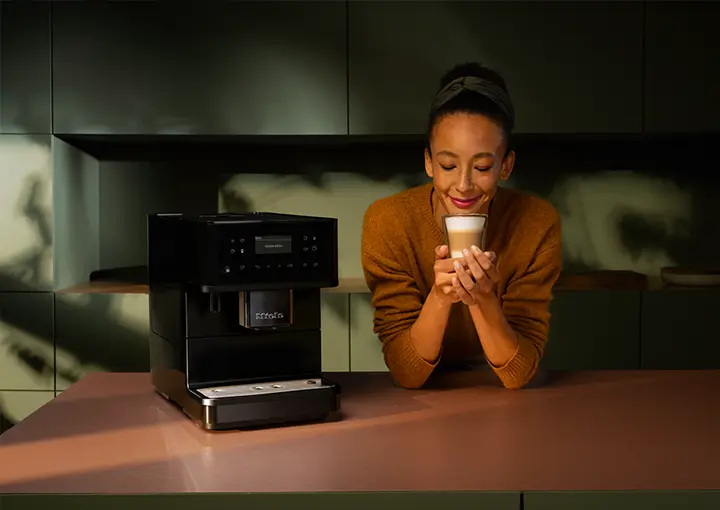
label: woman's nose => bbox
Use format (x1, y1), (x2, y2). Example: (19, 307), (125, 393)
(457, 172), (472, 191)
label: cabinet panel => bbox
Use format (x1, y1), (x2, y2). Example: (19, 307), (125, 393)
(525, 490), (720, 510)
(641, 290), (720, 369)
(541, 291), (641, 370)
(0, 2), (51, 134)
(645, 2), (720, 133)
(55, 293), (149, 392)
(0, 492), (520, 510)
(321, 294), (350, 372)
(349, 294), (388, 372)
(349, 1), (643, 135)
(0, 292), (54, 392)
(0, 391), (54, 434)
(52, 2), (347, 135)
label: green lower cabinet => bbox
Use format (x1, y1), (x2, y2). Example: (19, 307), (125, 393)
(524, 491), (720, 510)
(320, 293), (351, 372)
(349, 293), (388, 371)
(541, 291), (642, 370)
(0, 492), (519, 510)
(350, 290), (644, 372)
(641, 289), (720, 369)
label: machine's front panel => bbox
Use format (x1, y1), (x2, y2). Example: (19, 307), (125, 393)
(215, 220), (336, 286)
(186, 329), (322, 387)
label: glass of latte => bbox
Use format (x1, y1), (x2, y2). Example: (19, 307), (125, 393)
(442, 214), (488, 259)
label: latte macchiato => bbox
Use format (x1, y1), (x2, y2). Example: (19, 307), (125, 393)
(443, 214), (488, 259)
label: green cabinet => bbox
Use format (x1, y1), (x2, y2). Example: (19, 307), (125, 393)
(349, 293), (388, 372)
(641, 290), (720, 369)
(0, 493), (520, 510)
(0, 2), (51, 134)
(51, 2), (348, 135)
(644, 2), (720, 133)
(321, 294), (351, 372)
(348, 1), (643, 135)
(541, 291), (642, 370)
(525, 491), (720, 510)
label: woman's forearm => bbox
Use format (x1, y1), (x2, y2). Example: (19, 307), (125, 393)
(468, 293), (519, 367)
(409, 290), (453, 363)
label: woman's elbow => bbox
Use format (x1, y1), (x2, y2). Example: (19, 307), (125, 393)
(385, 360), (431, 390)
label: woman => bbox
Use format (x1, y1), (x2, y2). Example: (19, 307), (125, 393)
(360, 62), (562, 390)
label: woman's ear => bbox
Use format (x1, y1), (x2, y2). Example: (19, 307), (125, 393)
(500, 149), (515, 181)
(424, 148), (434, 178)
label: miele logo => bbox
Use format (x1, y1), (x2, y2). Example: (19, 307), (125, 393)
(255, 312), (285, 320)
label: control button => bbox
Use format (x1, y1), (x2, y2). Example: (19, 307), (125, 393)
(240, 248), (244, 254)
(312, 262), (319, 268)
(255, 264), (261, 270)
(277, 264), (282, 269)
(239, 265), (245, 270)
(311, 245), (317, 251)
(302, 263), (307, 268)
(287, 263), (293, 268)
(312, 236), (317, 241)
(230, 248), (235, 255)
(302, 247), (309, 252)
(230, 238), (235, 244)
(240, 238), (245, 243)
(224, 266), (231, 273)
(303, 235), (308, 241)
(307, 380), (316, 385)
(266, 264), (271, 269)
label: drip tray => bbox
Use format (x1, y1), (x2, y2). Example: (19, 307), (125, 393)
(197, 378), (325, 399)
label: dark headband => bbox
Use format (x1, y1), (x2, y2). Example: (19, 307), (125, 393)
(431, 76), (515, 132)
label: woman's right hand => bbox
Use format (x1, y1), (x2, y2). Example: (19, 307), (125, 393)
(432, 245), (462, 306)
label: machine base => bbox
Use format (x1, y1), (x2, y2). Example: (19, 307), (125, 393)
(158, 378), (340, 431)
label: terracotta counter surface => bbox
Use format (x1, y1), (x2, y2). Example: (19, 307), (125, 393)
(1, 370), (720, 494)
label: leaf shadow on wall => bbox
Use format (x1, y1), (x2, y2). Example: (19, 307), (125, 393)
(0, 140), (146, 432)
(504, 137), (719, 275)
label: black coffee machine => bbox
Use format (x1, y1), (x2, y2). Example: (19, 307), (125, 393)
(147, 212), (341, 430)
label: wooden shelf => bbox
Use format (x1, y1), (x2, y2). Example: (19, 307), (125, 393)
(55, 273), (720, 296)
(57, 278), (370, 295)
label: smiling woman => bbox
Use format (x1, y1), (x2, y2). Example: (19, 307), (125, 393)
(361, 63), (563, 390)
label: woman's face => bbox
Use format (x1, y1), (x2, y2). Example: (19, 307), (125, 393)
(425, 113), (514, 215)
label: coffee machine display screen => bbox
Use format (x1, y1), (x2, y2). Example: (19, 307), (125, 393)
(254, 235), (292, 255)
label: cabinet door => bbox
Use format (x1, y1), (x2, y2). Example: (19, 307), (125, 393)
(349, 294), (388, 372)
(0, 2), (51, 134)
(541, 291), (642, 370)
(348, 1), (643, 135)
(52, 2), (347, 135)
(645, 2), (720, 133)
(641, 290), (720, 369)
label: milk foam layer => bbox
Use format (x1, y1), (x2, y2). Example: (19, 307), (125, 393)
(444, 215), (487, 232)
(444, 215), (487, 257)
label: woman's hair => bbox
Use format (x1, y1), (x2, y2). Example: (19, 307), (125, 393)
(426, 62), (515, 153)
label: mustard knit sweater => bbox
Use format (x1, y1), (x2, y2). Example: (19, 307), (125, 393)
(360, 183), (562, 389)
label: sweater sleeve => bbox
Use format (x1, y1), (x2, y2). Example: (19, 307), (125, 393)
(489, 218), (562, 389)
(360, 203), (438, 389)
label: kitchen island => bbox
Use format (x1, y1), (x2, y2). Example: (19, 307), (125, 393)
(0, 370), (719, 509)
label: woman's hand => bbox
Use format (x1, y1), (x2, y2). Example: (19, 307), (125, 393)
(452, 245), (500, 306)
(432, 245), (462, 306)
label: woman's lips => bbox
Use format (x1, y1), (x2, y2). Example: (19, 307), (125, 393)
(449, 196), (480, 209)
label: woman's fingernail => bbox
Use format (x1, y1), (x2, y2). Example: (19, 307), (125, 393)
(462, 248), (470, 256)
(471, 245), (481, 252)
(454, 261), (461, 269)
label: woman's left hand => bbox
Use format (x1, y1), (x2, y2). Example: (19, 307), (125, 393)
(452, 246), (500, 306)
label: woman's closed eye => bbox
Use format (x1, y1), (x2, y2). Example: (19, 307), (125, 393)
(440, 165), (492, 172)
